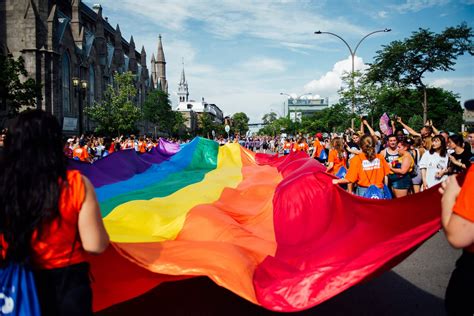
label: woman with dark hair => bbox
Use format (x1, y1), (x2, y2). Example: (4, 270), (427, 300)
(389, 140), (414, 198)
(0, 109), (109, 316)
(333, 135), (390, 197)
(447, 134), (472, 175)
(419, 135), (449, 189)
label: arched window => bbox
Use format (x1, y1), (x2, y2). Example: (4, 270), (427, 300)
(89, 65), (95, 106)
(61, 52), (71, 114)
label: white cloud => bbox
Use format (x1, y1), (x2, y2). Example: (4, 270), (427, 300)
(377, 11), (388, 18)
(303, 56), (367, 104)
(389, 0), (449, 13)
(429, 77), (474, 90)
(240, 57), (287, 73)
(93, 0), (370, 44)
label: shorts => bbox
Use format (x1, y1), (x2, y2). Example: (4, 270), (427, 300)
(390, 174), (412, 190)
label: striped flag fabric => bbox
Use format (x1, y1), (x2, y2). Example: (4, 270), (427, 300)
(70, 137), (441, 312)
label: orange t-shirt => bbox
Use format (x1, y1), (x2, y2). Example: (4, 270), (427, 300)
(313, 139), (324, 157)
(328, 149), (347, 175)
(73, 146), (89, 161)
(453, 166), (474, 222)
(345, 153), (390, 188)
(295, 142), (309, 153)
(138, 141), (146, 153)
(32, 170), (87, 269)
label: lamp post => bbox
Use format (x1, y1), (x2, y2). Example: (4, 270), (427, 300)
(314, 28), (391, 129)
(72, 77), (88, 135)
(280, 92), (313, 122)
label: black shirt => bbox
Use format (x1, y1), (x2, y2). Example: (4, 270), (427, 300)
(449, 149), (472, 174)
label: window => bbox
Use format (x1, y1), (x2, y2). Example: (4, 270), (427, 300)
(61, 52), (71, 114)
(89, 65), (95, 106)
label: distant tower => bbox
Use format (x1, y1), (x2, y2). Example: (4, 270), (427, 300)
(177, 59), (189, 103)
(151, 34), (168, 93)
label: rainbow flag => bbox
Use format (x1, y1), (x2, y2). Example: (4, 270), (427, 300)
(70, 137), (441, 312)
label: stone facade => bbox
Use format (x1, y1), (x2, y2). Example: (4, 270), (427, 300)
(0, 0), (166, 135)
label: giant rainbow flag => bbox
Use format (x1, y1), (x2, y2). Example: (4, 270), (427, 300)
(69, 137), (441, 312)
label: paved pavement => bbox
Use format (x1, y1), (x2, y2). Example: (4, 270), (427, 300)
(98, 231), (460, 316)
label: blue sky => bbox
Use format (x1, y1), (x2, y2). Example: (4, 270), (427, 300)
(84, 0), (474, 123)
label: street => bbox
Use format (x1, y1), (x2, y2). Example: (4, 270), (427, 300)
(98, 231), (459, 316)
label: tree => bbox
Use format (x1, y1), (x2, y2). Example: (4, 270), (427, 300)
(0, 55), (41, 121)
(367, 23), (473, 122)
(231, 112), (249, 136)
(262, 112), (278, 125)
(142, 89), (177, 136)
(198, 112), (215, 138)
(85, 71), (141, 136)
(170, 111), (186, 137)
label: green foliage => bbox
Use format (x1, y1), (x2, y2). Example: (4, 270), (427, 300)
(231, 112), (249, 135)
(0, 55), (41, 119)
(85, 71), (141, 136)
(407, 114), (424, 132)
(367, 23), (473, 88)
(443, 112), (463, 133)
(198, 112), (216, 138)
(366, 23), (473, 121)
(142, 89), (183, 136)
(262, 112), (278, 125)
(258, 103), (351, 136)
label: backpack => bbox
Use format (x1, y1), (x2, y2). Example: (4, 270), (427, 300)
(319, 149), (328, 160)
(0, 263), (41, 315)
(335, 166), (347, 179)
(363, 185), (384, 199)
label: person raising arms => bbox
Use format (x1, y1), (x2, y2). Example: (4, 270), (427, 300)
(0, 110), (109, 316)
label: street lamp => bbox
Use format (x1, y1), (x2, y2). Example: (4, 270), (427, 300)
(314, 28), (391, 129)
(72, 77), (88, 135)
(280, 92), (313, 122)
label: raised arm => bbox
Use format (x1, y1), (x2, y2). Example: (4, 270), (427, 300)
(397, 117), (421, 137)
(363, 119), (376, 136)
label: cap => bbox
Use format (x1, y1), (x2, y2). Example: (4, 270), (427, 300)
(374, 131), (381, 138)
(315, 133), (323, 140)
(67, 138), (74, 143)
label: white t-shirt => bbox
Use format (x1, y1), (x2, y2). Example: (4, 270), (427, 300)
(418, 151), (449, 188)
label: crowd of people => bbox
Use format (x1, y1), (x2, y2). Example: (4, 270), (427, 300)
(1, 110), (473, 315)
(245, 117), (474, 200)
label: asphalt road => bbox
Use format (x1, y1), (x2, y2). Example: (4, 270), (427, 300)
(98, 231), (460, 316)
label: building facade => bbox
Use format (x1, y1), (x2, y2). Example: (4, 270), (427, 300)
(285, 96), (329, 122)
(1, 0), (167, 135)
(174, 64), (224, 133)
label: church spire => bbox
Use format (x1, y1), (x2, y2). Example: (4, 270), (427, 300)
(156, 34), (165, 63)
(180, 58), (187, 85)
(177, 58), (189, 103)
(153, 34), (167, 93)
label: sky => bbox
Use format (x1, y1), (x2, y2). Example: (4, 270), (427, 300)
(84, 0), (474, 123)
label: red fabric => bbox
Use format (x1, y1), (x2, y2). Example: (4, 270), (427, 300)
(89, 245), (189, 311)
(252, 153), (441, 311)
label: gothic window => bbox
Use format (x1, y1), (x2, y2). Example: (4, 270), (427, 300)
(89, 65), (95, 106)
(61, 52), (71, 114)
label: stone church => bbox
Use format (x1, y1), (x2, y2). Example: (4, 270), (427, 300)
(0, 0), (167, 135)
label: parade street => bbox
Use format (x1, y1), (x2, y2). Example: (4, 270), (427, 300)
(99, 231), (459, 316)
